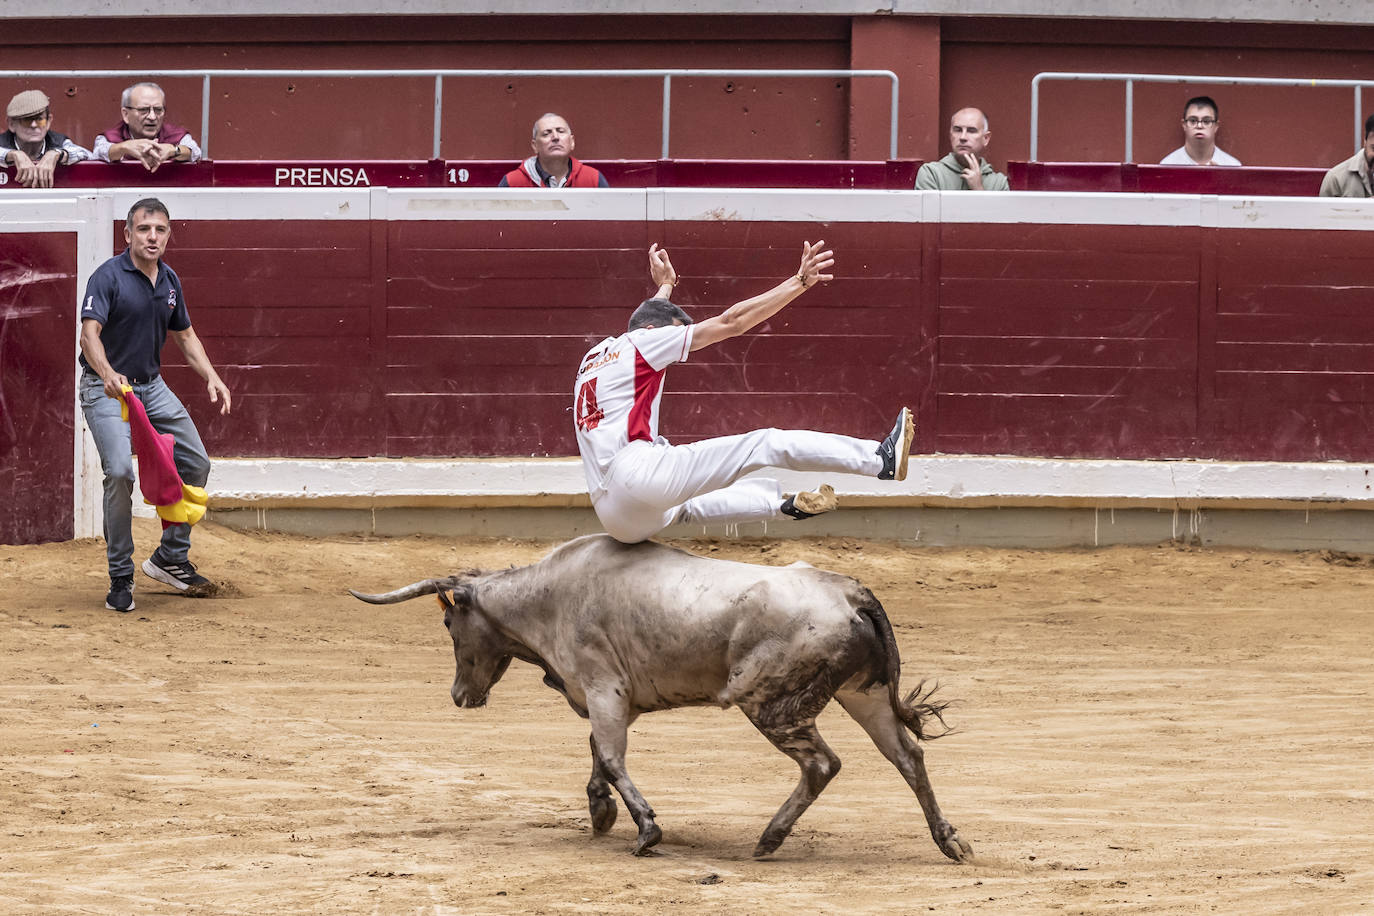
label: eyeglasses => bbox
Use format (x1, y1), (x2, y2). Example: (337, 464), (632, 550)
(10, 111), (50, 124)
(125, 106), (165, 117)
(1183, 117), (1217, 127)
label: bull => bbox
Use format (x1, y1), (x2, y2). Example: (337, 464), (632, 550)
(350, 533), (971, 862)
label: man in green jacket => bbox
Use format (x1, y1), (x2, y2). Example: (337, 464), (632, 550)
(1318, 113), (1374, 198)
(916, 107), (1010, 192)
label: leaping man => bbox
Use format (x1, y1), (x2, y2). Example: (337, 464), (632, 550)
(573, 240), (915, 544)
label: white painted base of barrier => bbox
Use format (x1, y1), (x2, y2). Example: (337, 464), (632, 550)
(204, 454), (1374, 511)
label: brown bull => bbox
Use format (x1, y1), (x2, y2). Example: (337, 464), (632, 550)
(351, 533), (972, 861)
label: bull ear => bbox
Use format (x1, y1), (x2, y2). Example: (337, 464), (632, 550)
(435, 577), (475, 611)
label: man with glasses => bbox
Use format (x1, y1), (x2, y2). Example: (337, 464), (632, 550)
(1160, 96), (1241, 166)
(93, 82), (202, 172)
(1, 90), (92, 188)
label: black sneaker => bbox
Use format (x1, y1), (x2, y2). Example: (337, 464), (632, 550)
(142, 553), (218, 597)
(876, 407), (915, 482)
(105, 575), (136, 612)
(781, 484), (838, 520)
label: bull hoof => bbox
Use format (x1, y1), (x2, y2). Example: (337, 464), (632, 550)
(588, 794), (618, 834)
(939, 828), (973, 863)
(631, 823), (662, 856)
(752, 828), (788, 858)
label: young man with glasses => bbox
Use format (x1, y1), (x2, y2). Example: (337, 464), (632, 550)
(93, 82), (202, 172)
(1, 90), (92, 188)
(1160, 96), (1241, 166)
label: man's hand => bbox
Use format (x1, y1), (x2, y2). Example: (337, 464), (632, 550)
(207, 376), (232, 415)
(11, 150), (60, 189)
(959, 152), (985, 190)
(153, 142), (182, 169)
(648, 243), (677, 296)
(101, 372), (130, 400)
(115, 138), (165, 172)
(796, 239), (835, 288)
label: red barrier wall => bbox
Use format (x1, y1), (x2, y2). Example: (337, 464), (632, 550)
(0, 234), (77, 544)
(143, 219), (387, 457)
(118, 198), (1373, 465)
(4, 159), (921, 190)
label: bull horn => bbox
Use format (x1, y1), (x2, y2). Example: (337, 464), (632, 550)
(348, 579), (444, 604)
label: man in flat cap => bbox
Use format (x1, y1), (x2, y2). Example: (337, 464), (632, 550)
(1, 90), (92, 188)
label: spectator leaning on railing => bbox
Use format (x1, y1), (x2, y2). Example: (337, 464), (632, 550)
(1, 90), (92, 188)
(1319, 113), (1374, 198)
(499, 112), (608, 188)
(93, 82), (203, 172)
(916, 108), (1009, 192)
(1160, 96), (1241, 167)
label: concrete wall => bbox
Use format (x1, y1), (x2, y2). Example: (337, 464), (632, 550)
(2, 13), (1371, 167)
(6, 3), (1374, 25)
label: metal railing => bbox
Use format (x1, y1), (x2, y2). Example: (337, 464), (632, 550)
(3, 68), (901, 160)
(1031, 71), (1372, 162)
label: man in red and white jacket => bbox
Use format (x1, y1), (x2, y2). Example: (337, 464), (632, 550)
(499, 112), (608, 188)
(573, 242), (914, 544)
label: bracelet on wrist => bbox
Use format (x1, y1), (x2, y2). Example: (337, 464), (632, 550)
(797, 273), (810, 289)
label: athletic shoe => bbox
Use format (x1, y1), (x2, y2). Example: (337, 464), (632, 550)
(876, 407), (915, 482)
(142, 553), (218, 597)
(781, 484), (838, 520)
(105, 575), (136, 612)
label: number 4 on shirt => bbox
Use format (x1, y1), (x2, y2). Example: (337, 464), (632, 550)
(575, 379), (605, 431)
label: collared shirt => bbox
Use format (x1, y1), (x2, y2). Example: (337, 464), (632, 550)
(0, 129), (93, 167)
(79, 249), (192, 380)
(1159, 145), (1242, 167)
(1319, 150), (1374, 198)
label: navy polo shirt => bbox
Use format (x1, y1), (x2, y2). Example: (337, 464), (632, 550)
(78, 249), (191, 381)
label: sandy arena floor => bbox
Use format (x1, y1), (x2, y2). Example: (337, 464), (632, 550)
(1, 518), (1371, 914)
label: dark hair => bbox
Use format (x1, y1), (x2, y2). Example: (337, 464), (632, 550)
(1184, 96), (1219, 119)
(628, 297), (692, 331)
(1365, 113), (1374, 140)
(126, 197), (170, 228)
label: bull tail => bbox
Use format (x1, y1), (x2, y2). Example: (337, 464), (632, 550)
(855, 590), (953, 742)
(349, 579), (446, 604)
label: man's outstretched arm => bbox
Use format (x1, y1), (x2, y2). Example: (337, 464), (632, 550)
(688, 240), (833, 352)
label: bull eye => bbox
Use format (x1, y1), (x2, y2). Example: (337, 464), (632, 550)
(443, 611), (452, 628)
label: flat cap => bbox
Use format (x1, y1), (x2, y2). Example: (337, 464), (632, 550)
(7, 89), (51, 119)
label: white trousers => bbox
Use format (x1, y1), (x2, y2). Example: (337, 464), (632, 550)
(591, 428), (882, 543)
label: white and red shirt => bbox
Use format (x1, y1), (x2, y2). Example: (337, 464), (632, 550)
(573, 324), (694, 495)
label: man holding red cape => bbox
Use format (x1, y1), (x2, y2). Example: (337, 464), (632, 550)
(79, 198), (231, 612)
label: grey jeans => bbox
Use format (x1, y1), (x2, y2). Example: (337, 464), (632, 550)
(79, 372), (211, 578)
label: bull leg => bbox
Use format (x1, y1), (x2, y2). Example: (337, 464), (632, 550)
(587, 695), (662, 855)
(835, 686), (972, 862)
(742, 711), (841, 858)
(586, 734), (618, 834)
